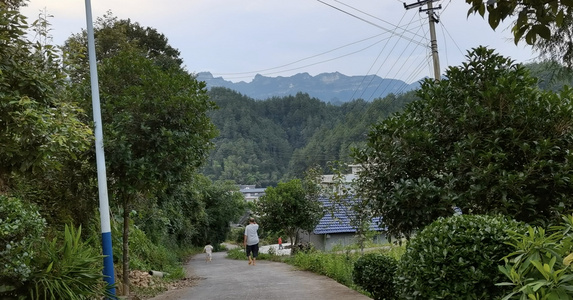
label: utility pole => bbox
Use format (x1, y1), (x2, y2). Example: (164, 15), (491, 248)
(404, 0), (442, 81)
(84, 0), (116, 297)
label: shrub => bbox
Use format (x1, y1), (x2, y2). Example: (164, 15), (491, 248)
(0, 195), (45, 294)
(229, 227), (245, 245)
(396, 214), (521, 299)
(28, 225), (111, 299)
(353, 253), (398, 300)
(292, 251), (358, 286)
(129, 225), (178, 272)
(498, 214), (573, 299)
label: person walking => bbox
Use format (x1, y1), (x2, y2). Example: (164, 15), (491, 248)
(244, 217), (259, 266)
(278, 236), (283, 250)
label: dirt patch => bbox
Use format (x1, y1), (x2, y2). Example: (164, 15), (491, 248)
(116, 270), (203, 299)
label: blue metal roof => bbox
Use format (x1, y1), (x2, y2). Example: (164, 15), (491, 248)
(313, 196), (384, 235)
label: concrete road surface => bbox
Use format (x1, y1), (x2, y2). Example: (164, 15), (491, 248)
(150, 250), (372, 300)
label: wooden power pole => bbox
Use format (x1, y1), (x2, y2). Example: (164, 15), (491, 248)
(404, 0), (442, 81)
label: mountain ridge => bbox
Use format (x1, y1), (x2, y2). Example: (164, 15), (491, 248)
(197, 71), (421, 104)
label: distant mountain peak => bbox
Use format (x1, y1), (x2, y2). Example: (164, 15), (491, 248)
(196, 72), (420, 103)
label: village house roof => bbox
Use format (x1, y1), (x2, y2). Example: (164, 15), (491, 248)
(313, 196), (384, 235)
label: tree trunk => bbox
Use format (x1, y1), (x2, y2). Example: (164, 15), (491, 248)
(122, 197), (130, 296)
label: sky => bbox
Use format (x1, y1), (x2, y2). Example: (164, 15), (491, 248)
(21, 0), (538, 84)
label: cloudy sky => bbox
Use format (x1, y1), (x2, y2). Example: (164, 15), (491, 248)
(21, 0), (537, 84)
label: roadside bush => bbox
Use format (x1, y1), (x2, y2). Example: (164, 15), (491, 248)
(353, 253), (397, 300)
(129, 225), (178, 272)
(229, 227), (245, 245)
(226, 247), (273, 261)
(292, 251), (358, 286)
(28, 225), (111, 299)
(498, 214), (573, 299)
(0, 195), (45, 294)
(396, 214), (521, 299)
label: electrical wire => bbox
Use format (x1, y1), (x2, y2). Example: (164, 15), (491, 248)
(368, 12), (426, 100)
(316, 0), (426, 47)
(347, 13), (425, 101)
(334, 0), (427, 41)
(211, 32), (391, 76)
(219, 35), (393, 81)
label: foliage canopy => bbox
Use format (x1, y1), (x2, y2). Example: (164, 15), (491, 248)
(256, 178), (323, 246)
(396, 214), (521, 299)
(354, 47), (573, 238)
(465, 0), (573, 68)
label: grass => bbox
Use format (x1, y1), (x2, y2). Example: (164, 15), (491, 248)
(291, 250), (359, 286)
(225, 242), (406, 294)
(226, 247), (285, 262)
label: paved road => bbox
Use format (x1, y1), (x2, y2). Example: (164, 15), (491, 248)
(149, 250), (371, 300)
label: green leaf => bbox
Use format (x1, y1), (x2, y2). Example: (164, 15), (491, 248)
(532, 24), (551, 40)
(488, 8), (501, 30)
(46, 261), (53, 273)
(556, 9), (564, 27)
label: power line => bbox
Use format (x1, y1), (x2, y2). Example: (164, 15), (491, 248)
(218, 35), (393, 81)
(333, 0), (427, 41)
(367, 12), (426, 100)
(316, 0), (426, 47)
(211, 32), (391, 77)
(350, 11), (412, 101)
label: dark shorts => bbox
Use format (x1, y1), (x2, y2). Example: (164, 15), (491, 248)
(246, 243), (259, 258)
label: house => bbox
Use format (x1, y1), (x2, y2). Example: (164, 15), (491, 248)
(239, 185), (266, 202)
(302, 196), (387, 251)
(319, 164), (362, 194)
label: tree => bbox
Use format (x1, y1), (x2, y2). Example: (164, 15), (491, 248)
(0, 2), (92, 187)
(354, 47), (573, 238)
(465, 0), (573, 68)
(192, 176), (246, 246)
(65, 12), (218, 294)
(326, 162), (376, 255)
(63, 12), (183, 82)
(84, 49), (216, 294)
(255, 177), (323, 247)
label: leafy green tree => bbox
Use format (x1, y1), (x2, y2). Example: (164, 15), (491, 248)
(0, 2), (92, 186)
(255, 175), (323, 247)
(465, 0), (573, 68)
(63, 12), (183, 82)
(69, 47), (216, 294)
(354, 47), (573, 238)
(65, 12), (218, 294)
(190, 176), (246, 247)
(326, 162), (376, 255)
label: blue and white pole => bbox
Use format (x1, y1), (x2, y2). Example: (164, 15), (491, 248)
(84, 0), (116, 296)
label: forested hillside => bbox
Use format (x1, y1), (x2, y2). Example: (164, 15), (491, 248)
(201, 61), (573, 187)
(201, 87), (419, 186)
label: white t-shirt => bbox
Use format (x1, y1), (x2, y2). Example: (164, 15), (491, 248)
(204, 244), (213, 254)
(244, 223), (259, 246)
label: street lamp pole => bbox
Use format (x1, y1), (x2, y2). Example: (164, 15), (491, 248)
(84, 0), (116, 296)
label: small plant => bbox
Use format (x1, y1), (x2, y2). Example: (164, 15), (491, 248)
(226, 247), (274, 261)
(498, 214), (573, 300)
(227, 248), (246, 260)
(396, 214), (521, 299)
(353, 253), (398, 300)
